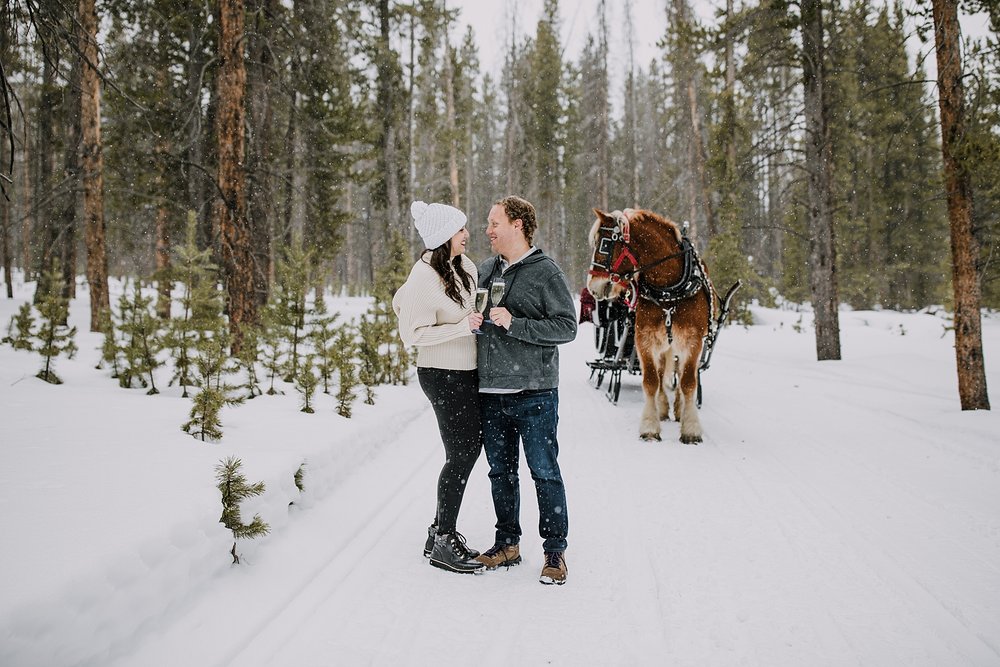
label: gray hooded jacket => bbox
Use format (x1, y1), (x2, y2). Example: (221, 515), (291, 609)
(476, 249), (578, 390)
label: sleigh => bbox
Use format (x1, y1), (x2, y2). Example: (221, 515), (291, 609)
(585, 295), (641, 404)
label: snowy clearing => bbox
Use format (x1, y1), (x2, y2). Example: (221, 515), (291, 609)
(1, 277), (998, 667)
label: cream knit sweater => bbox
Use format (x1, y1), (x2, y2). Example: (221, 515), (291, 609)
(392, 254), (478, 370)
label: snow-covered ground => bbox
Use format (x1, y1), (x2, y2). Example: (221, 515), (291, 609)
(1, 274), (998, 667)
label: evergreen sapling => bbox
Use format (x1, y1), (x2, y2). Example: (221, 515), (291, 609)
(308, 300), (340, 394)
(258, 306), (285, 395)
(181, 330), (246, 441)
(4, 302), (36, 351)
(33, 267), (77, 384)
(295, 355), (319, 413)
(335, 326), (358, 418)
(215, 456), (269, 564)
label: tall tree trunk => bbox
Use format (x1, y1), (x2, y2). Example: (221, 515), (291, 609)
(407, 11), (417, 247)
(34, 51), (58, 303)
(624, 0), (639, 208)
(800, 0), (840, 361)
(1, 130), (10, 298)
(79, 0), (110, 330)
(687, 76), (714, 240)
(216, 0), (256, 353)
(60, 58), (81, 301)
(154, 202), (171, 317)
(932, 0), (990, 410)
(185, 19), (209, 240)
(443, 28), (459, 207)
(376, 0), (400, 239)
(21, 132), (32, 280)
(247, 0), (276, 307)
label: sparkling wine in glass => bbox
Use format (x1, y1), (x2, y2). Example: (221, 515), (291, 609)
(472, 288), (488, 334)
(490, 279), (506, 307)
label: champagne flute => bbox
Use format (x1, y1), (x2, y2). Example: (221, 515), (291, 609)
(472, 288), (488, 334)
(486, 279), (506, 326)
(490, 279), (506, 307)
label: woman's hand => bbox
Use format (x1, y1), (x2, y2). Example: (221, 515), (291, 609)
(469, 312), (484, 330)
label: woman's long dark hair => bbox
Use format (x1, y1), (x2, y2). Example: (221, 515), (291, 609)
(427, 244), (474, 306)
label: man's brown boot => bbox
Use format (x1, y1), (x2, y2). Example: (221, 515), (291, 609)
(475, 543), (521, 570)
(539, 551), (567, 585)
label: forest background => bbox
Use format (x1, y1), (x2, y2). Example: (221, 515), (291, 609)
(0, 0), (997, 371)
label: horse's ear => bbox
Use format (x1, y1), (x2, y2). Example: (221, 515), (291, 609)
(593, 208), (610, 221)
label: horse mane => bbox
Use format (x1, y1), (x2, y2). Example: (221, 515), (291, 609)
(627, 209), (683, 244)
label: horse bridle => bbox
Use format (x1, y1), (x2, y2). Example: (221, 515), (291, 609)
(589, 211), (693, 297)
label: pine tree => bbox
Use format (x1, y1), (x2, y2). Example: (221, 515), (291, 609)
(258, 305), (285, 396)
(181, 330), (246, 441)
(368, 231), (411, 385)
(4, 303), (36, 351)
(295, 355), (318, 414)
(335, 326), (358, 418)
(164, 211), (224, 397)
(118, 283), (163, 394)
(215, 456), (269, 564)
(33, 267), (77, 384)
(308, 300), (340, 394)
(271, 245), (311, 383)
(356, 315), (379, 405)
(96, 307), (123, 378)
(234, 324), (263, 400)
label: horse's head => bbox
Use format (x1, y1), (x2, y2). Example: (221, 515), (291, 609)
(587, 208), (634, 301)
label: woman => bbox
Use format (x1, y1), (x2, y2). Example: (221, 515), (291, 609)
(392, 201), (486, 575)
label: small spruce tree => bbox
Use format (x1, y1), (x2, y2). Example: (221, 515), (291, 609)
(33, 267), (77, 384)
(368, 231), (412, 385)
(258, 306), (286, 395)
(335, 326), (358, 418)
(296, 355), (319, 413)
(308, 301), (340, 394)
(181, 331), (246, 441)
(356, 315), (379, 405)
(95, 308), (122, 377)
(234, 324), (263, 399)
(4, 302), (36, 351)
(271, 245), (312, 382)
(164, 213), (224, 397)
(119, 283), (163, 394)
(215, 456), (269, 564)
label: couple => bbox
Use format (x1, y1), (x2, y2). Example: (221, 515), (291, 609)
(392, 195), (578, 585)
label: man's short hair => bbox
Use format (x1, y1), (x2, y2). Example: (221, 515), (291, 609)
(494, 195), (537, 246)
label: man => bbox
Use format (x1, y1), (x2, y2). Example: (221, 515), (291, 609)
(474, 195), (577, 585)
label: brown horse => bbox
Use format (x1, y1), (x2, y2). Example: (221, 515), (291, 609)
(587, 208), (714, 443)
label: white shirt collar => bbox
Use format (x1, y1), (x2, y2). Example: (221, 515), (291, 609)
(500, 246), (537, 273)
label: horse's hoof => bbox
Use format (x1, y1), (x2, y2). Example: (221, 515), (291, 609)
(680, 434), (702, 445)
(640, 432), (662, 442)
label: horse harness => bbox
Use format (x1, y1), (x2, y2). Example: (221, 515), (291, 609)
(589, 210), (715, 344)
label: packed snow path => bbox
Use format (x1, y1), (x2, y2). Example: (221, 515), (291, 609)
(111, 314), (998, 667)
(2, 295), (998, 666)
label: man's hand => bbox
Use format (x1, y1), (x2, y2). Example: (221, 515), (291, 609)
(489, 307), (513, 330)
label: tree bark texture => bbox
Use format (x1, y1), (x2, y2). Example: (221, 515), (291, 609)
(1, 130), (11, 298)
(215, 0), (256, 353)
(377, 0), (400, 237)
(247, 0), (276, 307)
(33, 53), (57, 304)
(60, 59), (81, 301)
(79, 0), (111, 330)
(932, 0), (990, 410)
(800, 0), (841, 360)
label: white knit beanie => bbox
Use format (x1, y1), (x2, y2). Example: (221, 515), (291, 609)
(411, 201), (467, 249)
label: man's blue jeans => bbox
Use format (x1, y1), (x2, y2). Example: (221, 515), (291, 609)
(480, 389), (568, 553)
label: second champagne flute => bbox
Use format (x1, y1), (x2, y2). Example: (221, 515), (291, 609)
(472, 288), (488, 334)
